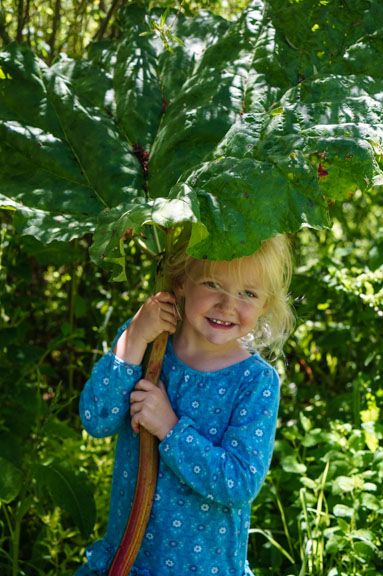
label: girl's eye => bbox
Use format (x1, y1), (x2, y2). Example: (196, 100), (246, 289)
(203, 281), (220, 289)
(239, 290), (257, 299)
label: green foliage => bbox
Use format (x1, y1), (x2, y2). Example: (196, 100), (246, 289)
(0, 458), (22, 504)
(0, 217), (155, 574)
(2, 197), (382, 573)
(0, 0), (242, 64)
(35, 462), (96, 539)
(1, 1), (383, 575)
(1, 0), (382, 280)
(0, 0), (131, 63)
(1, 182), (382, 576)
(247, 187), (383, 575)
(249, 415), (383, 575)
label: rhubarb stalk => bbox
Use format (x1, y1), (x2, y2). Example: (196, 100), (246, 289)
(108, 332), (168, 575)
(109, 229), (176, 575)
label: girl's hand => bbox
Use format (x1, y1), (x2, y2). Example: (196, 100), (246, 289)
(130, 379), (179, 441)
(113, 292), (178, 365)
(131, 292), (178, 345)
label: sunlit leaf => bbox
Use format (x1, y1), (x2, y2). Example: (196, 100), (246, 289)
(280, 455), (307, 474)
(333, 504), (354, 518)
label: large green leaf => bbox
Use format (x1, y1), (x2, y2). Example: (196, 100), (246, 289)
(0, 457), (23, 504)
(1, 0), (382, 275)
(35, 462), (96, 538)
(113, 5), (163, 151)
(156, 10), (230, 103)
(0, 40), (143, 243)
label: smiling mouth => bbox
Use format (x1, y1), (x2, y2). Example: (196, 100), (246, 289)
(207, 318), (234, 327)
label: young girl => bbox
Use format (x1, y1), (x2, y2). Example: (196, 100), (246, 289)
(76, 234), (294, 576)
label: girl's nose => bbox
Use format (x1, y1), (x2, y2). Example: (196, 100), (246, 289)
(216, 292), (235, 312)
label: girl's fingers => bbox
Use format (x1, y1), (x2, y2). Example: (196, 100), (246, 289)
(160, 319), (177, 335)
(130, 390), (147, 403)
(130, 398), (147, 416)
(155, 296), (179, 321)
(134, 379), (168, 394)
(159, 306), (178, 327)
(148, 298), (178, 333)
(159, 312), (177, 329)
(134, 379), (156, 391)
(130, 401), (140, 415)
(159, 302), (178, 317)
(131, 380), (166, 410)
(154, 291), (176, 304)
(131, 414), (140, 434)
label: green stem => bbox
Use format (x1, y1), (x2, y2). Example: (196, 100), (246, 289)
(0, 224), (6, 312)
(2, 505), (14, 539)
(92, 304), (114, 366)
(48, 0), (61, 64)
(16, 0), (24, 43)
(11, 485), (27, 576)
(298, 552), (308, 576)
(152, 226), (163, 256)
(353, 379), (361, 428)
(93, 0), (122, 41)
(300, 488), (313, 574)
(248, 528), (295, 564)
(0, 225), (6, 270)
(0, 7), (11, 45)
(12, 514), (21, 576)
(314, 460), (330, 575)
(271, 480), (295, 560)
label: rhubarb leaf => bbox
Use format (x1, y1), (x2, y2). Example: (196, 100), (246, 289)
(1, 0), (382, 276)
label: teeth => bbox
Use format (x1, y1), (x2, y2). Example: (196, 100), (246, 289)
(210, 319), (232, 326)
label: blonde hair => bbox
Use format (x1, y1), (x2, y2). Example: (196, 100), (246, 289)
(165, 234), (295, 357)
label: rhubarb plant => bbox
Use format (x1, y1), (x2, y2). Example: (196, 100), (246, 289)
(1, 0), (382, 279)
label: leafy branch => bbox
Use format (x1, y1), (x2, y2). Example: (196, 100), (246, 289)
(140, 4), (185, 53)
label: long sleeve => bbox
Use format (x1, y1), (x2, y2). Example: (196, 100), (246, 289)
(79, 322), (142, 438)
(158, 366), (279, 509)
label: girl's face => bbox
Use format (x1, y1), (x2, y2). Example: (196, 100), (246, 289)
(177, 258), (268, 353)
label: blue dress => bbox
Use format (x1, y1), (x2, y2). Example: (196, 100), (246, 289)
(75, 320), (280, 576)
